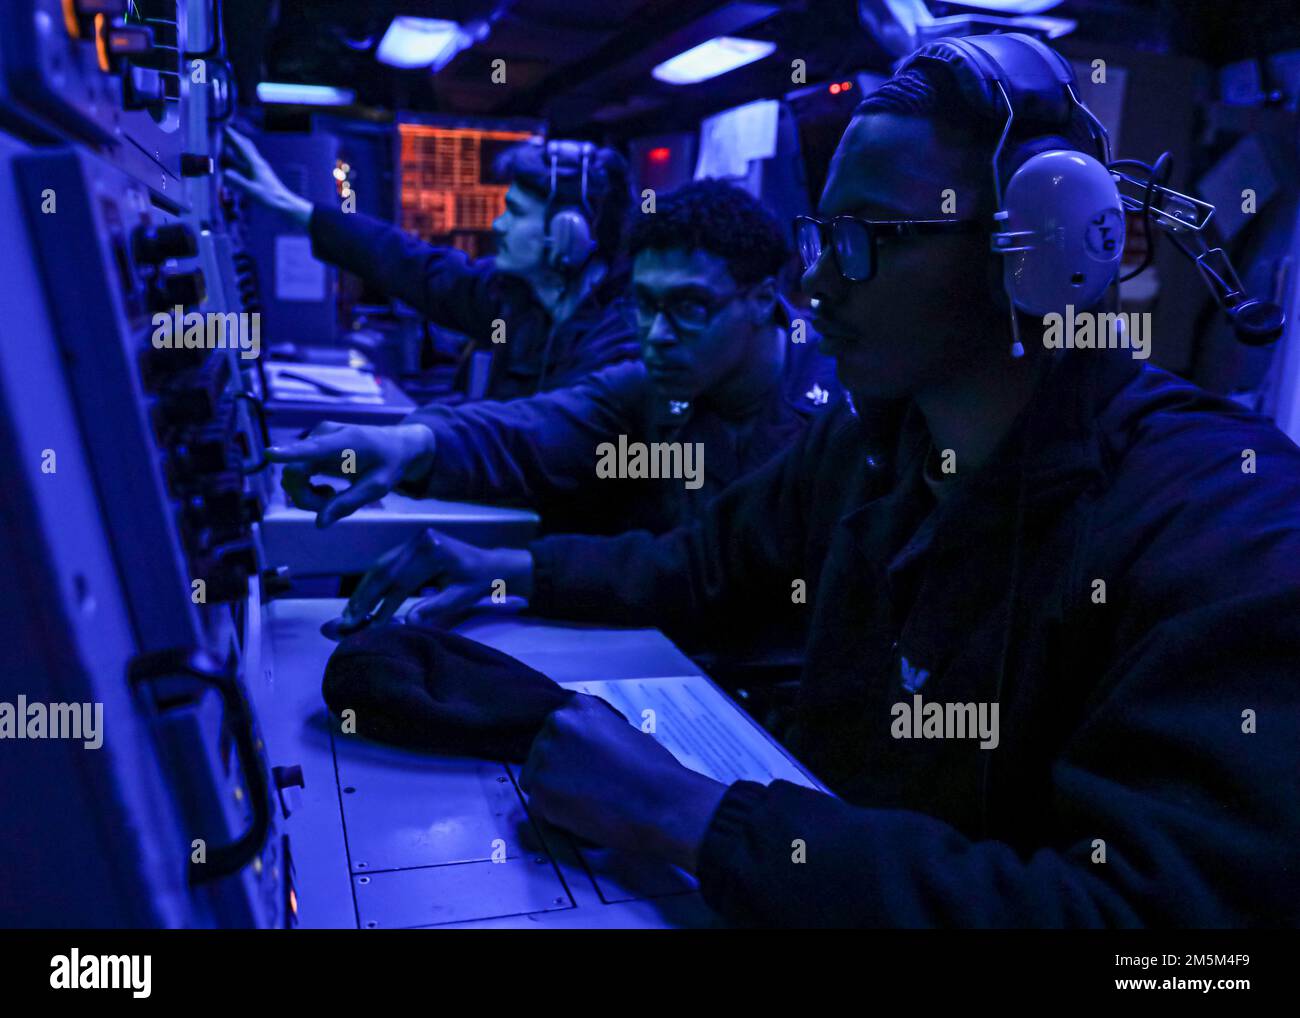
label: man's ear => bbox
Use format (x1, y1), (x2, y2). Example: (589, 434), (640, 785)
(748, 277), (778, 325)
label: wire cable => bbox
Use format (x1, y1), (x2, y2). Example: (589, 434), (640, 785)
(1110, 153), (1172, 283)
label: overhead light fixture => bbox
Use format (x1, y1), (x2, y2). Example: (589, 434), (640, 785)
(256, 82), (356, 106)
(376, 16), (474, 71)
(941, 0), (1062, 12)
(652, 36), (777, 85)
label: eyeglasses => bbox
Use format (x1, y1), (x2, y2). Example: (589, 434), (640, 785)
(794, 214), (985, 283)
(631, 287), (749, 333)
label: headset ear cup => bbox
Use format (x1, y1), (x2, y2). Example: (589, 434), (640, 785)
(994, 149), (1124, 316)
(546, 208), (595, 272)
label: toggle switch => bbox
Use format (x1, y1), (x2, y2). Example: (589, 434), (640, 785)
(62, 0), (125, 40)
(133, 222), (198, 265)
(152, 268), (207, 311)
(181, 154), (216, 178)
(272, 765), (306, 819)
(123, 65), (164, 113)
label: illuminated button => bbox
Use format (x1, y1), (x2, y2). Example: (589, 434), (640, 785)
(94, 13), (153, 73)
(62, 0), (124, 40)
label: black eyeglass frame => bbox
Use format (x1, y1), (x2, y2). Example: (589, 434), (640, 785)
(629, 285), (754, 334)
(794, 214), (987, 282)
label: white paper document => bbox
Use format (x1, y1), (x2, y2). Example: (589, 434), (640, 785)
(274, 234), (327, 302)
(559, 675), (821, 790)
(265, 362), (385, 404)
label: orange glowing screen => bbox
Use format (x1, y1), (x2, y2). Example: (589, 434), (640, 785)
(398, 125), (535, 256)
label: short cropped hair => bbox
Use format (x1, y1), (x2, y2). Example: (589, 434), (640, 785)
(625, 179), (790, 286)
(495, 142), (633, 260)
(855, 63), (1100, 188)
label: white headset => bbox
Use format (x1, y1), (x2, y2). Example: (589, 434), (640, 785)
(896, 34), (1126, 355)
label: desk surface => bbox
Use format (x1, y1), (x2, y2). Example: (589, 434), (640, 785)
(263, 369), (414, 427)
(257, 467), (540, 575)
(250, 599), (810, 928)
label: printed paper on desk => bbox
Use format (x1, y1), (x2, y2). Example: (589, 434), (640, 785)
(559, 675), (823, 791)
(275, 234), (327, 302)
(265, 362), (384, 403)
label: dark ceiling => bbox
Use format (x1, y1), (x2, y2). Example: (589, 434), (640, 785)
(222, 0), (1300, 138)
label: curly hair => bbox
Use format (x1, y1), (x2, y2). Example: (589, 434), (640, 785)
(625, 179), (791, 286)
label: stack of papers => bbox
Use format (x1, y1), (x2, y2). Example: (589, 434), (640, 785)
(266, 363), (385, 404)
(559, 675), (821, 790)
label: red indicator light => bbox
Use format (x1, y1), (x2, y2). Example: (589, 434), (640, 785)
(648, 147), (671, 164)
(829, 83), (840, 95)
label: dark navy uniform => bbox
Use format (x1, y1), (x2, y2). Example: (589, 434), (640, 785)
(310, 205), (639, 399)
(526, 349), (1300, 927)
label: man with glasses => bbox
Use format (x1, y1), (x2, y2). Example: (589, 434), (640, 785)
(391, 44), (1300, 926)
(795, 214), (985, 286)
(268, 180), (839, 628)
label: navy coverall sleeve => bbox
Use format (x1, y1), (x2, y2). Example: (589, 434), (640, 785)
(546, 297), (641, 391)
(527, 412), (821, 635)
(309, 205), (503, 338)
(695, 586), (1300, 927)
(399, 363), (647, 504)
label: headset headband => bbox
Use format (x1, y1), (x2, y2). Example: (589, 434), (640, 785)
(898, 34), (1110, 173)
(541, 140), (599, 274)
(545, 140), (597, 217)
(900, 34), (1074, 123)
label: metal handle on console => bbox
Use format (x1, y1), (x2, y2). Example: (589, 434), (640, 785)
(128, 647), (272, 884)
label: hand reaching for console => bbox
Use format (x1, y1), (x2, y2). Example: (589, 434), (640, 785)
(222, 127), (314, 229)
(342, 527), (534, 630)
(266, 420), (437, 527)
